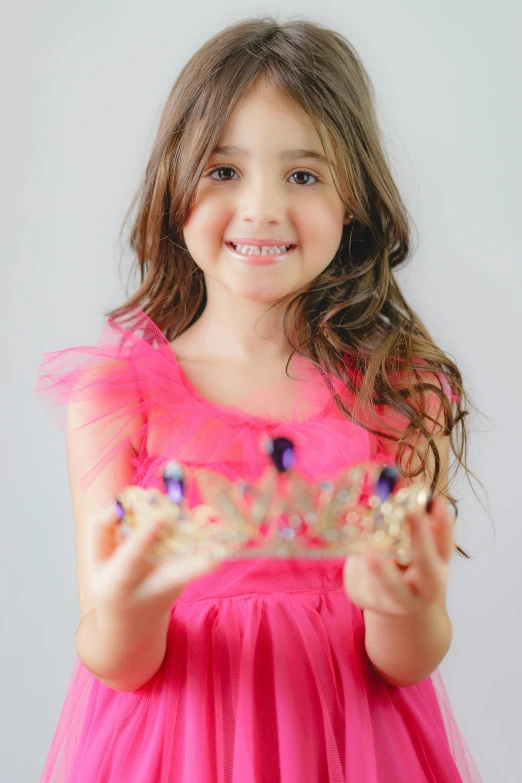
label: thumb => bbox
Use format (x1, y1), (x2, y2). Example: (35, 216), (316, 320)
(144, 552), (219, 597)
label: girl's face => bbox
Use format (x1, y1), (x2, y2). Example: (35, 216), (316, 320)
(182, 83), (350, 303)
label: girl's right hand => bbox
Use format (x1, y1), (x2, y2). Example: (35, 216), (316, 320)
(86, 502), (219, 626)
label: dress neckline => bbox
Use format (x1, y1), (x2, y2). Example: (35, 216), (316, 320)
(120, 306), (336, 429)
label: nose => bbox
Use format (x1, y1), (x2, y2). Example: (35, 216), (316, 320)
(237, 173), (286, 225)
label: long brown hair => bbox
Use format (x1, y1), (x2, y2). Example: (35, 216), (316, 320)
(108, 16), (491, 558)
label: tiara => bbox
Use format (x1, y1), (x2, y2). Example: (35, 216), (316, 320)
(115, 437), (431, 564)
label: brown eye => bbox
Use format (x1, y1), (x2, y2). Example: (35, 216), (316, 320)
(208, 166), (237, 181)
(205, 166), (322, 186)
(290, 171), (319, 186)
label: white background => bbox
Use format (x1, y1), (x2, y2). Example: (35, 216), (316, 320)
(2, 2), (520, 780)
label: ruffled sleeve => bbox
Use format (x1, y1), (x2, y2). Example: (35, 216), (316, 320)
(34, 314), (151, 492)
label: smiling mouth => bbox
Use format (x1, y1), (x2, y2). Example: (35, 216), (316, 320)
(224, 242), (297, 265)
(226, 241), (296, 256)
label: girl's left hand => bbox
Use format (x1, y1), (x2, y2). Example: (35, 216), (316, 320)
(343, 495), (456, 618)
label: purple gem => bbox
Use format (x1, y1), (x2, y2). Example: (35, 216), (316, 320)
(267, 437), (296, 473)
(375, 465), (399, 502)
(115, 500), (124, 522)
(162, 462), (185, 505)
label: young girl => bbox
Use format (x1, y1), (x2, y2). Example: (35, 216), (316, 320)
(35, 16), (484, 783)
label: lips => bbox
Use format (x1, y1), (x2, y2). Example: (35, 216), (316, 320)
(224, 241), (296, 265)
(226, 241), (295, 251)
(225, 239), (296, 247)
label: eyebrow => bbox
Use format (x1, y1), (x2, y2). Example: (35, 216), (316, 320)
(211, 144), (330, 166)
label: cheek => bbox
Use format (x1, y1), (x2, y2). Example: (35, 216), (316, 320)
(297, 204), (344, 253)
(187, 187), (233, 230)
(184, 202), (231, 247)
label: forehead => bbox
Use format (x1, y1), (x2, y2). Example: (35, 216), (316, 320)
(217, 81), (332, 158)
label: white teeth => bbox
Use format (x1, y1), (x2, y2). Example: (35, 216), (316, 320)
(230, 243), (291, 255)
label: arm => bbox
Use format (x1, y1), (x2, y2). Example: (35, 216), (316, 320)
(347, 430), (456, 687)
(363, 600), (452, 687)
(76, 607), (171, 692)
(67, 363), (216, 692)
(66, 366), (169, 692)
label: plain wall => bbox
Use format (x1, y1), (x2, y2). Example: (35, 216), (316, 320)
(2, 2), (520, 781)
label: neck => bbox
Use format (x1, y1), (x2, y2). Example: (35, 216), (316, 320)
(185, 287), (293, 364)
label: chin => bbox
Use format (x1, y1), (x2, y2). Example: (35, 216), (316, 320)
(231, 280), (301, 303)
(224, 266), (320, 302)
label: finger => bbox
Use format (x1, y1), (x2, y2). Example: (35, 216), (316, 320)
(407, 513), (444, 600)
(343, 551), (384, 609)
(366, 553), (419, 611)
(88, 503), (121, 568)
(409, 508), (441, 568)
(430, 497), (456, 563)
(109, 517), (168, 588)
(139, 552), (219, 599)
(419, 496), (454, 564)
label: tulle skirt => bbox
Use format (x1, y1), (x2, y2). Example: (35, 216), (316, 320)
(40, 558), (482, 783)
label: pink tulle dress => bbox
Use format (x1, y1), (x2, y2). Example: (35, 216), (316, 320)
(35, 307), (483, 782)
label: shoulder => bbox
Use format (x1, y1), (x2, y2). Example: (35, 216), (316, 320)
(66, 357), (144, 457)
